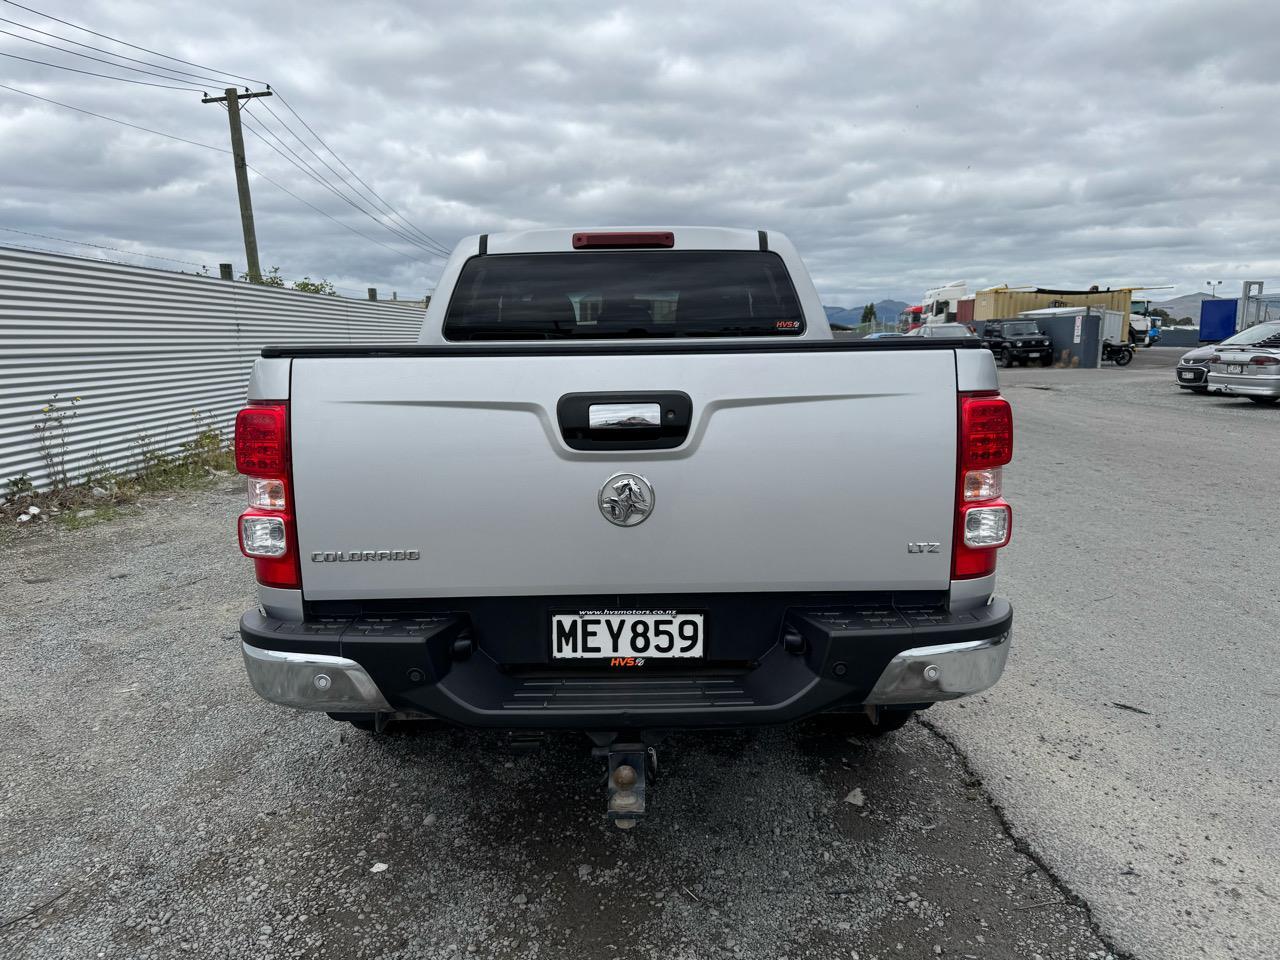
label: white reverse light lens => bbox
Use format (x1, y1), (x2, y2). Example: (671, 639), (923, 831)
(247, 477), (287, 510)
(963, 467), (1002, 501)
(240, 515), (287, 557)
(964, 505), (1010, 548)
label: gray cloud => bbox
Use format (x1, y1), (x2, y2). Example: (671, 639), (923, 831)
(2, 0), (1278, 304)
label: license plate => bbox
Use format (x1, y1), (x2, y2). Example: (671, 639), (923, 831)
(1027, 352), (1040, 358)
(1227, 364), (1243, 374)
(1179, 371), (1195, 380)
(551, 612), (704, 660)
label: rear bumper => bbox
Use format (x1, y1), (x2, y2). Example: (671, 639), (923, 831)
(242, 644), (393, 713)
(1208, 372), (1280, 397)
(239, 596), (1013, 729)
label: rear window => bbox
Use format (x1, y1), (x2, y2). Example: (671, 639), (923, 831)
(442, 251), (805, 340)
(1222, 323), (1280, 347)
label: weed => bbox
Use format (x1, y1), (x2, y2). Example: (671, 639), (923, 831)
(4, 473), (35, 502)
(31, 394), (81, 490)
(1, 403), (235, 540)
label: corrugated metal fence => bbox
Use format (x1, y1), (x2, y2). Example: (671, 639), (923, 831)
(1, 246), (423, 491)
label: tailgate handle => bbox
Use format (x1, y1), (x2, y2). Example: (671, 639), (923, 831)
(557, 392), (692, 451)
(589, 403), (661, 429)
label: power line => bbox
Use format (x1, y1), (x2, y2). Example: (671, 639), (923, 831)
(0, 224), (206, 266)
(239, 102), (445, 258)
(261, 96), (451, 257)
(0, 0), (263, 84)
(4, 2), (455, 259)
(0, 80), (229, 151)
(0, 236), (184, 269)
(0, 233), (405, 298)
(0, 24), (221, 88)
(225, 103), (435, 262)
(272, 90), (452, 256)
(0, 49), (203, 91)
(255, 96), (451, 257)
(240, 108), (423, 250)
(3, 2), (455, 258)
(243, 159), (426, 263)
(0, 14), (232, 86)
(0, 80), (427, 264)
(273, 90), (452, 257)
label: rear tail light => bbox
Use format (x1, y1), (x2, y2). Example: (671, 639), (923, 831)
(954, 393), (1013, 579)
(960, 396), (1013, 469)
(963, 505), (1011, 547)
(234, 402), (300, 589)
(235, 405), (288, 476)
(963, 467), (1002, 501)
(1251, 355), (1280, 366)
(240, 514), (288, 557)
(247, 477), (287, 510)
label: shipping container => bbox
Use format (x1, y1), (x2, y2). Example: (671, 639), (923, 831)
(975, 287), (1134, 339)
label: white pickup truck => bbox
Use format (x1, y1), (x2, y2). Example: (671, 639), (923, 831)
(234, 227), (1013, 824)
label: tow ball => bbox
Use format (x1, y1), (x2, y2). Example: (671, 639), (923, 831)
(592, 741), (658, 829)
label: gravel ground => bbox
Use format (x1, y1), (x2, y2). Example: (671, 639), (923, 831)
(934, 346), (1279, 960)
(0, 489), (1117, 959)
(6, 345), (1263, 960)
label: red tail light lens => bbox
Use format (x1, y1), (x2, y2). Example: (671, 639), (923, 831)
(235, 404), (288, 477)
(959, 396), (1013, 470)
(1251, 355), (1280, 366)
(954, 393), (1013, 579)
(235, 402), (299, 590)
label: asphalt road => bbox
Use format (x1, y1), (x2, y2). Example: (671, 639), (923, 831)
(1, 345), (1272, 959)
(934, 346), (1278, 960)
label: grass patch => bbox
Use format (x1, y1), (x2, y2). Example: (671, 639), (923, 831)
(52, 503), (135, 531)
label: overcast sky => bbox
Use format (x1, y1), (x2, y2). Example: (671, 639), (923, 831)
(2, 0), (1278, 304)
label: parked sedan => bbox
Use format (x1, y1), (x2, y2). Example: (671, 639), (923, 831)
(1206, 321), (1280, 404)
(1175, 345), (1215, 392)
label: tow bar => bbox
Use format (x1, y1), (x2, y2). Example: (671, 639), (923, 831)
(590, 736), (658, 829)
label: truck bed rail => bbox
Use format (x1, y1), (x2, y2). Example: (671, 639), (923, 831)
(262, 339), (984, 359)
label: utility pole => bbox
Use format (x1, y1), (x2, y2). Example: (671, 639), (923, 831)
(203, 87), (273, 283)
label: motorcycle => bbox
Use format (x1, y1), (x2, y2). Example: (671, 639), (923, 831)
(1102, 340), (1134, 366)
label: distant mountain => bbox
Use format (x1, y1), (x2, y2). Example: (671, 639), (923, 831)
(823, 299), (910, 328)
(1153, 292), (1210, 323)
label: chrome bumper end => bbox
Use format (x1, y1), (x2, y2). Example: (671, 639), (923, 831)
(241, 642), (393, 713)
(864, 630), (1011, 705)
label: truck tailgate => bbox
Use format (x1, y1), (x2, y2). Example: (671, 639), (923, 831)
(289, 349), (959, 600)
